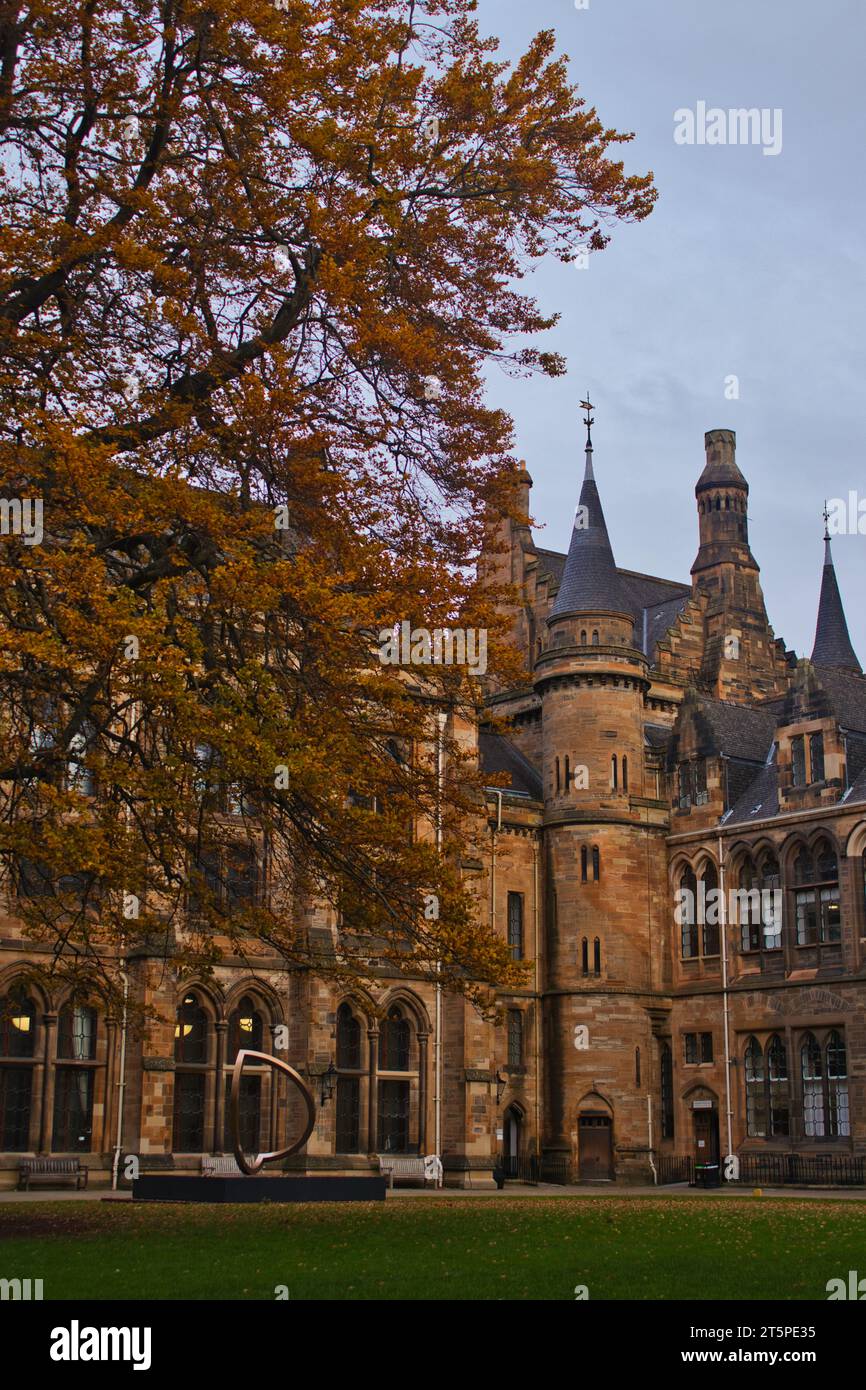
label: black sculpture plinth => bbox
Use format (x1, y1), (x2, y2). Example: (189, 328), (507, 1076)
(133, 1175), (387, 1203)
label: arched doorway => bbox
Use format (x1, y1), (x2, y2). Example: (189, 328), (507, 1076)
(578, 1113), (613, 1180)
(502, 1105), (523, 1178)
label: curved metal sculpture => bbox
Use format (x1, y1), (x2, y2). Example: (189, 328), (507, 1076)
(229, 1049), (316, 1176)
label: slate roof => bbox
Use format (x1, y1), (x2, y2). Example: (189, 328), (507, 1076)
(723, 761), (780, 826)
(479, 732), (543, 799)
(549, 448), (634, 619)
(811, 539), (862, 673)
(811, 665), (866, 734)
(698, 699), (778, 763)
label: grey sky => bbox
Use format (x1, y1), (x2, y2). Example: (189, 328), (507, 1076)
(475, 0), (865, 664)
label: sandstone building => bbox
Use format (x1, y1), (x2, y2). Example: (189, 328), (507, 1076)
(2, 421), (864, 1188)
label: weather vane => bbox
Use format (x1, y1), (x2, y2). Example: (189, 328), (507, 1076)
(580, 391), (594, 448)
(823, 499), (830, 539)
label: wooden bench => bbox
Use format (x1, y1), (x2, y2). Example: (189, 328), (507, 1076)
(377, 1155), (431, 1189)
(18, 1158), (88, 1191)
(201, 1155), (244, 1177)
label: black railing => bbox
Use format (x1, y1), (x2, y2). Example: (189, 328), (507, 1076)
(501, 1151), (539, 1185)
(657, 1154), (694, 1185)
(538, 1152), (571, 1185)
(735, 1152), (866, 1187)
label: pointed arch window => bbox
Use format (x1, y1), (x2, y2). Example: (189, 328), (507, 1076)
(591, 630), (599, 646)
(611, 754), (617, 790)
(592, 846), (600, 882)
(700, 862), (720, 957)
(767, 1035), (790, 1136)
(679, 866), (698, 959)
(336, 1003), (363, 1153)
(0, 988), (36, 1152)
(580, 630), (587, 645)
(581, 845), (588, 882)
(622, 756), (628, 792)
(53, 1002), (98, 1152)
(801, 1033), (824, 1137)
(795, 840), (841, 945)
(745, 1036), (766, 1136)
(555, 757), (560, 794)
(173, 993), (209, 1152)
(565, 756), (570, 790)
(507, 1009), (523, 1068)
(581, 937), (589, 975)
(379, 1007), (410, 1072)
(228, 996), (264, 1060)
(507, 892), (524, 961)
(593, 937), (601, 975)
(827, 1031), (850, 1137)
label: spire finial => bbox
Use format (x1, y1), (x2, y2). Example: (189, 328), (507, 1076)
(579, 391), (594, 450)
(822, 501), (833, 564)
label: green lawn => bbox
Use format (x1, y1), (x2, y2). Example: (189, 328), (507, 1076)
(0, 1195), (863, 1300)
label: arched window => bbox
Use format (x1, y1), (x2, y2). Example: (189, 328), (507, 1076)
(611, 754), (618, 790)
(634, 1047), (641, 1087)
(336, 1003), (362, 1153)
(507, 1009), (523, 1068)
(660, 1042), (674, 1139)
(592, 845), (600, 882)
(795, 840), (841, 945)
(581, 845), (588, 882)
(767, 1035), (790, 1136)
(337, 1002), (361, 1069)
(760, 856), (782, 951)
(591, 630), (599, 645)
(564, 756), (570, 790)
(801, 1033), (824, 1137)
(581, 937), (589, 975)
(700, 862), (720, 957)
(228, 996), (264, 1060)
(379, 1007), (410, 1072)
(679, 866), (698, 959)
(507, 892), (524, 961)
(225, 997), (266, 1155)
(377, 1006), (414, 1153)
(745, 1036), (766, 1136)
(0, 989), (36, 1151)
(593, 937), (601, 975)
(826, 1031), (850, 1137)
(580, 630), (587, 645)
(53, 1002), (98, 1151)
(555, 757), (560, 793)
(622, 756), (628, 792)
(173, 993), (209, 1152)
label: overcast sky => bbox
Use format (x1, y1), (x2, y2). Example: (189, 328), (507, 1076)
(474, 0), (865, 663)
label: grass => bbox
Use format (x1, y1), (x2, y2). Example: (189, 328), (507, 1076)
(0, 1194), (863, 1300)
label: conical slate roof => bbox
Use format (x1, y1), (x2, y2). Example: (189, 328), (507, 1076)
(811, 534), (862, 673)
(550, 442), (632, 619)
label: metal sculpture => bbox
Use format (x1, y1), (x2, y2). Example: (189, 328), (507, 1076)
(228, 1048), (316, 1176)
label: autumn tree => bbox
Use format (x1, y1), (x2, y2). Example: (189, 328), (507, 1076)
(0, 0), (655, 1012)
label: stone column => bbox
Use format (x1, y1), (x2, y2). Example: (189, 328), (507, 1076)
(38, 1012), (57, 1152)
(366, 1027), (379, 1154)
(417, 1032), (429, 1153)
(213, 1020), (227, 1153)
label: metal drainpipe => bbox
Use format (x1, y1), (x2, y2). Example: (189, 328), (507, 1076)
(111, 966), (129, 1191)
(717, 834), (734, 1167)
(533, 839), (540, 1155)
(647, 1095), (658, 1185)
(433, 712), (447, 1167)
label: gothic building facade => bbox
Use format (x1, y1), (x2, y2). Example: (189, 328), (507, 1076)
(1, 423), (864, 1189)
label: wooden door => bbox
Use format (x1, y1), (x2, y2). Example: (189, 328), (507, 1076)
(578, 1114), (613, 1180)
